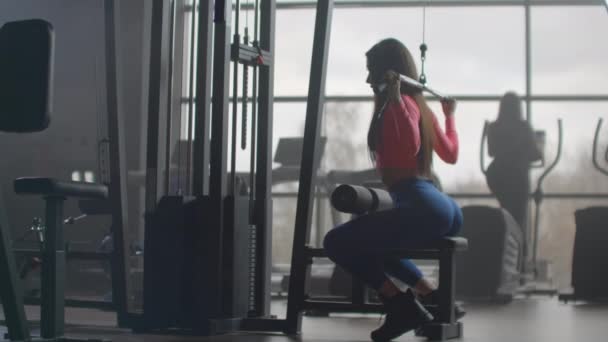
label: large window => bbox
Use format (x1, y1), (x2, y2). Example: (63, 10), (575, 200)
(275, 9), (317, 95)
(532, 6), (608, 95)
(326, 7), (526, 95)
(268, 2), (608, 289)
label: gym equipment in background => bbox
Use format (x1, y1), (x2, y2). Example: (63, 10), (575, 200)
(461, 119), (562, 301)
(528, 120), (562, 285)
(138, 0), (281, 335)
(0, 18), (111, 342)
(455, 205), (523, 302)
(560, 118), (608, 302)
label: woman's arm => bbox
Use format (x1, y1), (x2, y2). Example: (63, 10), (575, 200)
(433, 113), (459, 164)
(432, 99), (459, 164)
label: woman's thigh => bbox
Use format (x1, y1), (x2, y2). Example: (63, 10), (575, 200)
(325, 206), (449, 254)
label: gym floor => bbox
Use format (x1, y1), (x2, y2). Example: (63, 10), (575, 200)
(2, 298), (607, 341)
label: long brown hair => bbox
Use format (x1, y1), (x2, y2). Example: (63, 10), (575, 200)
(497, 91), (524, 124)
(366, 38), (435, 176)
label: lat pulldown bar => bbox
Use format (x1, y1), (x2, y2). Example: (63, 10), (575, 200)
(378, 73), (449, 100)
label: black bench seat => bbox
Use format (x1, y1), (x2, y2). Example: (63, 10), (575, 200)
(14, 177), (108, 199)
(306, 237), (467, 259)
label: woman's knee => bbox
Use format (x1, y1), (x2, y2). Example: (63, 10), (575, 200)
(323, 225), (344, 258)
(451, 204), (464, 235)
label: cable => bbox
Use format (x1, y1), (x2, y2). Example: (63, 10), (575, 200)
(419, 1), (428, 85)
(231, 0), (242, 195)
(185, 0), (197, 195)
(166, 0), (177, 194)
(242, 0), (251, 150)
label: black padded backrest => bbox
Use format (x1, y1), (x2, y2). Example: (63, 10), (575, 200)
(0, 19), (53, 132)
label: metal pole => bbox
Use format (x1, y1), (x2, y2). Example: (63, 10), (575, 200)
(168, 0), (187, 196)
(524, 0), (533, 266)
(104, 0), (132, 324)
(164, 0), (177, 195)
(144, 0), (170, 210)
(234, 0), (605, 9)
(193, 0), (214, 196)
(253, 0), (276, 317)
(0, 205), (30, 340)
(209, 0), (232, 316)
(40, 198), (66, 339)
(231, 14), (240, 195)
(285, 0), (334, 334)
(185, 0), (198, 195)
(222, 94), (608, 103)
(525, 0), (532, 121)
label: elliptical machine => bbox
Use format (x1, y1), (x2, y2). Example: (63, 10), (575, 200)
(523, 120), (562, 294)
(456, 119), (561, 301)
(559, 118), (608, 302)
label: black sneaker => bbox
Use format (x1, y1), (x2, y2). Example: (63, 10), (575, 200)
(371, 290), (434, 342)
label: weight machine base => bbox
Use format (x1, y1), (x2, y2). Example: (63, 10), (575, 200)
(3, 336), (110, 342)
(415, 322), (463, 341)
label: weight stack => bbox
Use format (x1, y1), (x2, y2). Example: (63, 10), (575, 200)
(143, 195), (254, 333)
(571, 207), (608, 300)
(456, 206), (524, 301)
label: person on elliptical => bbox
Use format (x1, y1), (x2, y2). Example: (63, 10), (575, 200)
(323, 38), (464, 342)
(485, 91), (542, 243)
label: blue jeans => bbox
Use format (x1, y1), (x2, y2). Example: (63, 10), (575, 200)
(323, 178), (463, 290)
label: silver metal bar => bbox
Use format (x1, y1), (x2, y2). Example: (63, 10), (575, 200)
(186, 0), (605, 10)
(273, 0), (603, 9)
(376, 73), (448, 99)
(269, 94), (608, 103)
(271, 191), (608, 199)
(181, 94), (608, 103)
(400, 73), (448, 100)
(525, 0), (532, 121)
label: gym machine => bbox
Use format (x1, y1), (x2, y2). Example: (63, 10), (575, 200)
(1, 1), (134, 322)
(527, 120), (562, 289)
(137, 0), (278, 334)
(560, 118), (608, 302)
(135, 0), (366, 337)
(286, 183), (468, 340)
(459, 119), (562, 301)
(0, 17), (119, 342)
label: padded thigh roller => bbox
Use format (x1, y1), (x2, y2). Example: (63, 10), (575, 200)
(331, 184), (393, 215)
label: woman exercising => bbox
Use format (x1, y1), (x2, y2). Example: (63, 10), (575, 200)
(486, 91), (542, 241)
(323, 38), (463, 341)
